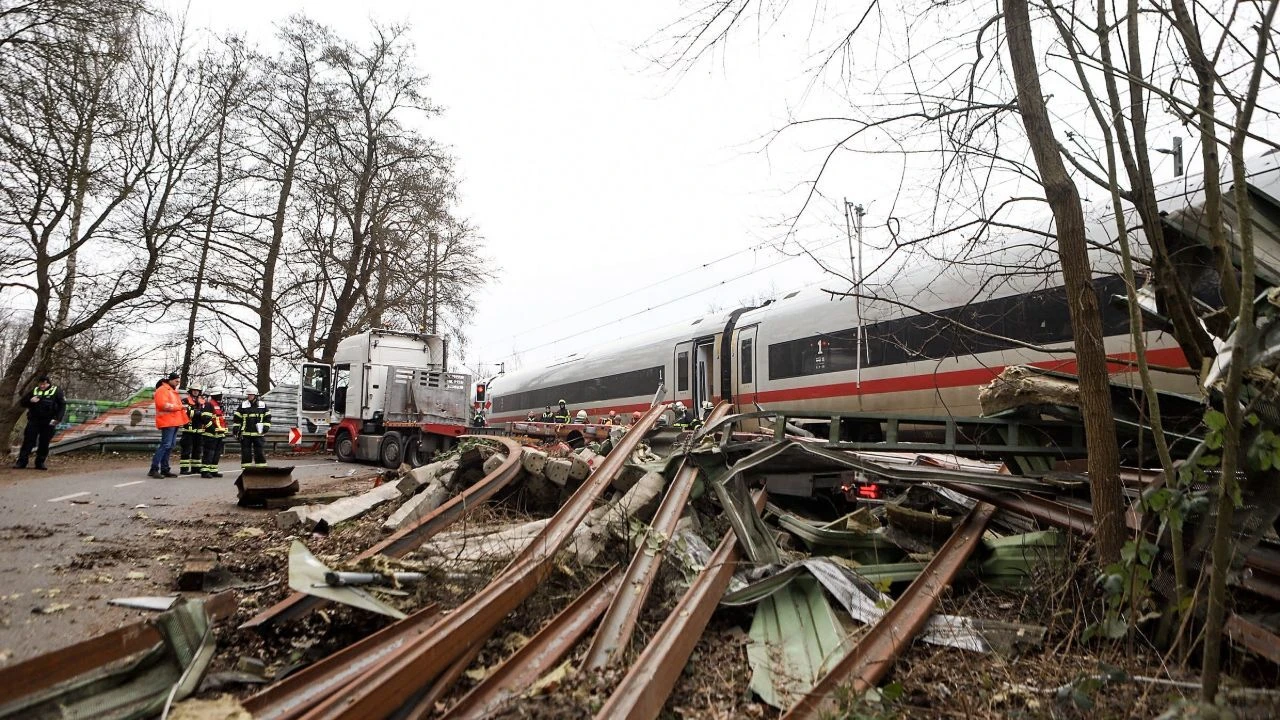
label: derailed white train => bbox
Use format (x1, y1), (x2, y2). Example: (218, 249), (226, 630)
(488, 156), (1280, 425)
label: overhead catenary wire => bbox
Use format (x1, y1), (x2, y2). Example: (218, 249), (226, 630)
(505, 236), (784, 341)
(493, 236), (846, 364)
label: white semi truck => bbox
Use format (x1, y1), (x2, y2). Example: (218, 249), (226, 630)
(298, 329), (472, 467)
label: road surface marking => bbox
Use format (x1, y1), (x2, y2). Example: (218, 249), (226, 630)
(113, 481), (146, 488)
(47, 491), (91, 503)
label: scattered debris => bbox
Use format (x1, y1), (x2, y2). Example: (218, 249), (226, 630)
(286, 540), (405, 619)
(178, 551), (219, 592)
(0, 595), (232, 719)
(108, 596), (178, 612)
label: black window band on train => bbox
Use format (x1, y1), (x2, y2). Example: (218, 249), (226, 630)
(767, 275), (1133, 381)
(492, 365), (666, 413)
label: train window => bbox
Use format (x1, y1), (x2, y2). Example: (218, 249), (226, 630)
(766, 276), (1132, 380)
(740, 339), (753, 383)
(677, 352), (689, 391)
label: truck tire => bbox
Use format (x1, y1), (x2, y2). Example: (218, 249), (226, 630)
(404, 436), (432, 467)
(334, 430), (356, 463)
(379, 431), (405, 469)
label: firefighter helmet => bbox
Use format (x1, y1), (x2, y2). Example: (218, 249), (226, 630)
(187, 384), (203, 393)
(574, 409), (588, 423)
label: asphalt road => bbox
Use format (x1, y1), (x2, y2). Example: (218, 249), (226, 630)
(0, 450), (350, 665)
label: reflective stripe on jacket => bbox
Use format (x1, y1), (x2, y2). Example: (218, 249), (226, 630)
(233, 401), (271, 436)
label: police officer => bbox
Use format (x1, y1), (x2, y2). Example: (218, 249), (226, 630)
(199, 388), (228, 478)
(552, 399), (571, 424)
(540, 406), (554, 423)
(14, 375), (65, 470)
(233, 389), (272, 468)
(179, 385), (206, 475)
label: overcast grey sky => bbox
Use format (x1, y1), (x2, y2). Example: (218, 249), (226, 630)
(176, 0), (882, 379)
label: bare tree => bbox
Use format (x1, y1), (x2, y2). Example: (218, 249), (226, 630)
(0, 8), (216, 452)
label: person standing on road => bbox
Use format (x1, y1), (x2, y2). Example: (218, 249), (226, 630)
(197, 386), (227, 476)
(200, 388), (227, 478)
(13, 375), (65, 470)
(150, 372), (185, 478)
(233, 389), (271, 468)
(179, 386), (206, 475)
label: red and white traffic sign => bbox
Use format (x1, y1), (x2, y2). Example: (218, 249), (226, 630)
(288, 427), (302, 445)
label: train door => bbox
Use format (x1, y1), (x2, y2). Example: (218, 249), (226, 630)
(673, 341), (693, 406)
(695, 339), (714, 409)
(735, 325), (758, 405)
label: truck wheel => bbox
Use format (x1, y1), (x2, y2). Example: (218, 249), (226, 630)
(334, 430), (356, 463)
(404, 436), (432, 467)
(379, 431), (405, 469)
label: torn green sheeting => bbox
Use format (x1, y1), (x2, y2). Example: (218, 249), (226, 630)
(0, 597), (219, 720)
(980, 530), (1067, 588)
(747, 578), (852, 709)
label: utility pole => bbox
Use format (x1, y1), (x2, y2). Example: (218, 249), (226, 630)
(1156, 136), (1184, 177)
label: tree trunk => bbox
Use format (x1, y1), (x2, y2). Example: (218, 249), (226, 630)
(1201, 0), (1276, 699)
(1004, 0), (1124, 565)
(182, 105), (230, 382)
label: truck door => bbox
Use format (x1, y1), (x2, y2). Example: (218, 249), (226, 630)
(734, 325), (758, 406)
(298, 363), (333, 432)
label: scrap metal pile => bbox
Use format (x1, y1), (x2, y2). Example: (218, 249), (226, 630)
(3, 397), (1278, 719)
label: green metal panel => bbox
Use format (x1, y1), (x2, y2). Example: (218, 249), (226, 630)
(747, 578), (852, 709)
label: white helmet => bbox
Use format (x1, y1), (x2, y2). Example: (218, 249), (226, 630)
(674, 401), (686, 412)
(701, 400), (714, 411)
(208, 387), (224, 397)
(574, 409), (588, 422)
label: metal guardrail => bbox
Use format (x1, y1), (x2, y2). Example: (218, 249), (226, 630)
(45, 430), (329, 456)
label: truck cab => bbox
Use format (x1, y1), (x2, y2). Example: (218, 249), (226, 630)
(299, 329), (472, 467)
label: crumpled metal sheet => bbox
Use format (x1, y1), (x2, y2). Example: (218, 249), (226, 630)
(747, 578), (852, 709)
(287, 540), (406, 619)
(0, 597), (219, 720)
(723, 557), (992, 653)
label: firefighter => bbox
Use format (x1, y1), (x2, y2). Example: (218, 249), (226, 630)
(14, 375), (65, 470)
(472, 410), (487, 427)
(526, 411), (538, 422)
(199, 388), (228, 478)
(601, 410), (619, 426)
(701, 400), (715, 419)
(573, 409), (589, 424)
(671, 401), (698, 430)
(233, 389), (271, 468)
(552, 399), (571, 424)
(629, 411), (642, 426)
(179, 385), (205, 475)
